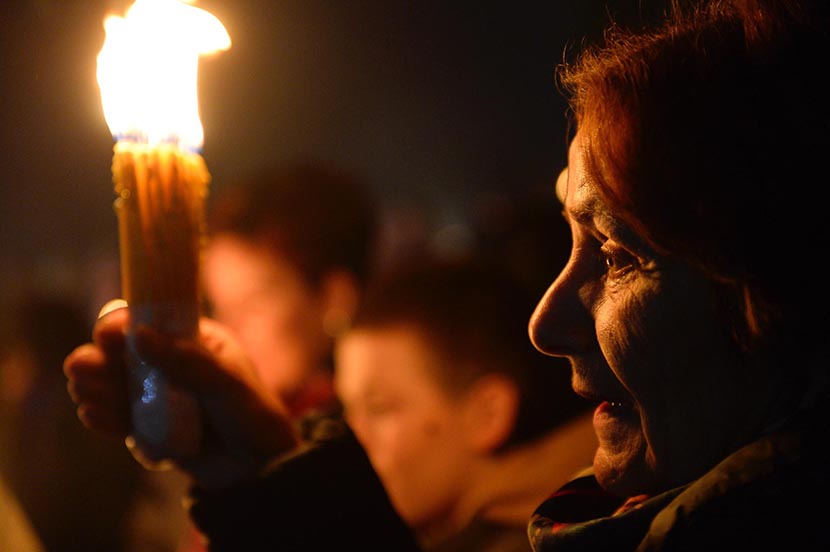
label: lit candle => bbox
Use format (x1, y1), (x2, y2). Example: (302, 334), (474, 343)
(96, 0), (231, 466)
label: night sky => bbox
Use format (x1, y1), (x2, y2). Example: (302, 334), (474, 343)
(0, 0), (658, 317)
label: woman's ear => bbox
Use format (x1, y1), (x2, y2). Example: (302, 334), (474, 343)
(320, 269), (360, 338)
(463, 373), (520, 454)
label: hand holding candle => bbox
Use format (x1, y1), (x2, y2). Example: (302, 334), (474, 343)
(96, 0), (231, 466)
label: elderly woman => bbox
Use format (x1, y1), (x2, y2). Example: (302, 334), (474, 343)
(522, 1), (830, 548)
(64, 0), (830, 550)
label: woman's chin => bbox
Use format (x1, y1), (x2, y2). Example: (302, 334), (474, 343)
(593, 430), (654, 498)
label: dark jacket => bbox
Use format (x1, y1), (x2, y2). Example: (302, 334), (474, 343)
(189, 426), (420, 551)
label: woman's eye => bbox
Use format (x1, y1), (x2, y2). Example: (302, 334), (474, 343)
(600, 243), (636, 278)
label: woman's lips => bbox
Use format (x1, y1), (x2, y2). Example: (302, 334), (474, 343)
(572, 384), (636, 425)
(573, 384), (630, 410)
(593, 400), (637, 439)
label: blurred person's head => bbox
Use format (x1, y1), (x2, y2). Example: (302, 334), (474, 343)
(471, 185), (571, 302)
(335, 254), (592, 543)
(204, 162), (379, 418)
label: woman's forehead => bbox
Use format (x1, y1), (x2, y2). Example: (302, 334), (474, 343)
(555, 167), (568, 204)
(560, 132), (590, 205)
(560, 134), (620, 232)
(560, 134), (593, 214)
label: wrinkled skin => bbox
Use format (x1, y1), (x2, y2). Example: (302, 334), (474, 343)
(528, 132), (781, 498)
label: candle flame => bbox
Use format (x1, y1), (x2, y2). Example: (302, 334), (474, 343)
(97, 0), (231, 151)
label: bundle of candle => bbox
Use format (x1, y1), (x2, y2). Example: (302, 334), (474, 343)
(97, 0), (231, 466)
(113, 143), (209, 465)
(113, 142), (208, 326)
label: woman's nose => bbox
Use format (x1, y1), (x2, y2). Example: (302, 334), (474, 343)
(528, 261), (594, 357)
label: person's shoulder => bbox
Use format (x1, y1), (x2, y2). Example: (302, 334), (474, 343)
(647, 414), (830, 550)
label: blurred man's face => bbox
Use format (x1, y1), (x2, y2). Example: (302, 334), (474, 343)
(203, 234), (333, 417)
(335, 326), (475, 534)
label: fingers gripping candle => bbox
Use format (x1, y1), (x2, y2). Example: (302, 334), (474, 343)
(97, 0), (231, 467)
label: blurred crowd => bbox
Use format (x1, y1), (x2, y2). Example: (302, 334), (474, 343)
(0, 158), (579, 552)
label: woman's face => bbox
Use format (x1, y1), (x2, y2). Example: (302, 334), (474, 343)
(203, 234), (332, 415)
(529, 132), (776, 497)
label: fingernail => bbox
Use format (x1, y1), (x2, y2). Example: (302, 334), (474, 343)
(98, 298), (128, 319)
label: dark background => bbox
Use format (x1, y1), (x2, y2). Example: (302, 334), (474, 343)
(0, 0), (663, 320)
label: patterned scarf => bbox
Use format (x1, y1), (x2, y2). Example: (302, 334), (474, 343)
(527, 474), (683, 552)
